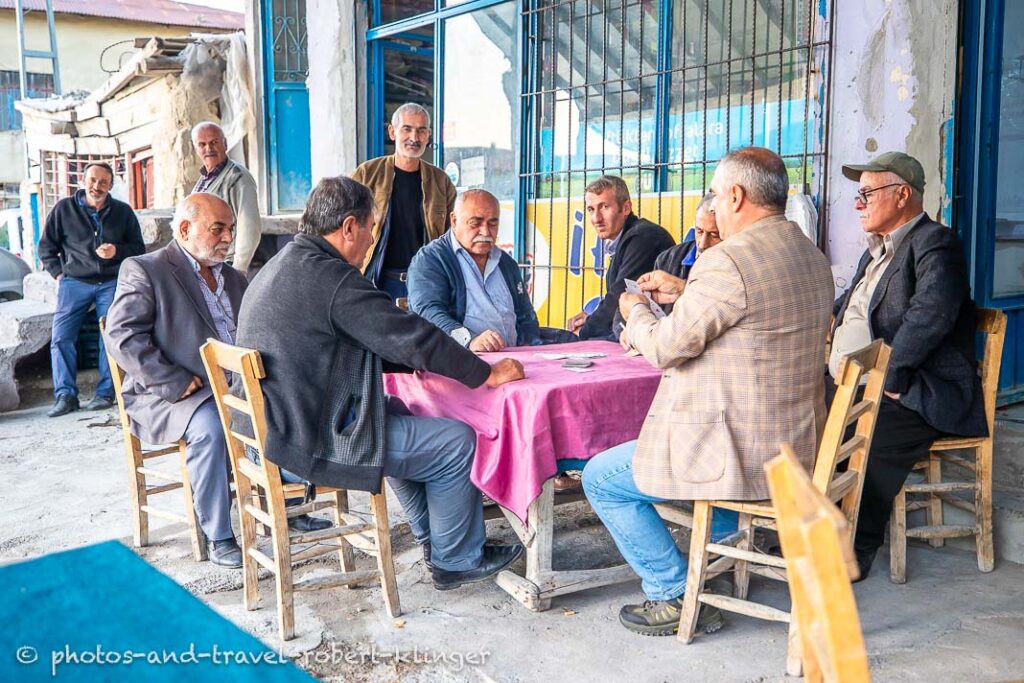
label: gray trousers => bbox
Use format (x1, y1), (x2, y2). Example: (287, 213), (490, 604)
(383, 406), (485, 572)
(182, 399), (234, 542)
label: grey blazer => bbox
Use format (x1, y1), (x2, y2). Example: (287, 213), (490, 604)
(103, 240), (247, 444)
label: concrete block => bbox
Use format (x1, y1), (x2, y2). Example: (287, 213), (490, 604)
(22, 272), (58, 304)
(136, 209), (174, 251)
(0, 298), (56, 411)
(261, 213), (299, 235)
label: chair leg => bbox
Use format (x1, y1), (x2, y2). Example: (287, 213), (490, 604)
(733, 513), (752, 600)
(178, 442), (208, 561)
(976, 442), (995, 572)
(369, 491), (402, 618)
(889, 486), (907, 584)
(785, 605), (804, 677)
(270, 512), (295, 641)
(125, 437), (148, 547)
(677, 501), (713, 644)
(926, 455), (944, 548)
(236, 476), (261, 612)
(333, 490), (357, 583)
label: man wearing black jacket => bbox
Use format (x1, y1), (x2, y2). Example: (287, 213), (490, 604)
(567, 175), (674, 340)
(648, 192), (721, 316)
(237, 176), (526, 590)
(38, 163), (144, 417)
(831, 152), (987, 579)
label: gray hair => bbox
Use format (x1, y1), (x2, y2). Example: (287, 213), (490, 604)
(191, 121), (224, 145)
(716, 147), (790, 211)
(695, 191), (715, 216)
(454, 188), (498, 212)
(584, 175), (631, 206)
(299, 176), (375, 237)
(391, 103), (430, 128)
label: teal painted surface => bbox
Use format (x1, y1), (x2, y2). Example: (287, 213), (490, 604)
(0, 541), (313, 682)
(271, 88), (313, 211)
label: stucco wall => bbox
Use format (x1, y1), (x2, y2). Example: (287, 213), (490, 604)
(825, 0), (959, 289)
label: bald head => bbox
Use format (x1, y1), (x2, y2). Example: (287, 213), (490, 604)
(174, 193), (235, 266)
(451, 189), (501, 267)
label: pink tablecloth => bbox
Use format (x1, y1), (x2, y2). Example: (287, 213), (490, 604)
(383, 340), (661, 523)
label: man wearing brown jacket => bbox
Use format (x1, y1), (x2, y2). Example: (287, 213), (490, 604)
(582, 147), (834, 636)
(351, 103), (456, 301)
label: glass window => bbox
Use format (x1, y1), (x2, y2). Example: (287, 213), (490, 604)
(441, 3), (520, 250)
(993, 0), (1024, 298)
(376, 0), (434, 26)
(376, 26), (435, 158)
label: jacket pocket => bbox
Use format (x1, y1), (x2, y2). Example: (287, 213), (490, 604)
(668, 409), (731, 484)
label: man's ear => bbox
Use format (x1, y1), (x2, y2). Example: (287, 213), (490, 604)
(387, 124), (397, 142)
(622, 198), (633, 215)
(177, 220), (191, 241)
(730, 184), (745, 212)
(340, 214), (359, 240)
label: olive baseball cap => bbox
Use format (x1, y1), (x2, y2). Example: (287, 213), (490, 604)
(842, 151), (926, 193)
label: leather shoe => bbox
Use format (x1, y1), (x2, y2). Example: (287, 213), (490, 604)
(207, 538), (243, 568)
(287, 514), (332, 533)
(431, 543), (524, 591)
(853, 546), (877, 583)
(85, 395), (115, 411)
(47, 395), (79, 417)
(422, 542), (434, 569)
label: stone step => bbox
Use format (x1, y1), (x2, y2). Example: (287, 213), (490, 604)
(0, 297), (56, 411)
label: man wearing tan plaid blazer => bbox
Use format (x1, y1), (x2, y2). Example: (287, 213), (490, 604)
(582, 147), (834, 636)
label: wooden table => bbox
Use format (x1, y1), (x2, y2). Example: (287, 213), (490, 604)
(385, 341), (664, 611)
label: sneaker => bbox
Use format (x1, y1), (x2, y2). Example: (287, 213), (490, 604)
(47, 395), (79, 418)
(85, 395), (115, 411)
(618, 596), (724, 637)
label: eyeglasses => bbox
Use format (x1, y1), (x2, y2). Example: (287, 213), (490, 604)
(855, 183), (904, 204)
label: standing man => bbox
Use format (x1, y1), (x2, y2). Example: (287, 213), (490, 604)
(582, 148), (834, 636)
(38, 162), (144, 417)
(351, 103), (456, 301)
(831, 152), (987, 579)
(236, 176), (527, 590)
(566, 175), (674, 340)
(191, 121), (262, 275)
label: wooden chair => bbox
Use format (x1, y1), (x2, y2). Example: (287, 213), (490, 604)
(889, 308), (1008, 583)
(199, 339), (401, 641)
(101, 317), (207, 561)
(766, 445), (871, 683)
(675, 340), (890, 676)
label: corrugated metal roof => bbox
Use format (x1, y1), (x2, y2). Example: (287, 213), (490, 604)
(0, 0), (243, 30)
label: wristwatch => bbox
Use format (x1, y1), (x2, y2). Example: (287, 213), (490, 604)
(451, 327), (472, 347)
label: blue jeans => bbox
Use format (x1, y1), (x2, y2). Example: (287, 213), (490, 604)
(582, 440), (739, 601)
(51, 276), (116, 399)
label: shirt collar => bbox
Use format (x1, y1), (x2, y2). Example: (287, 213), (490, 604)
(867, 212), (924, 260)
(200, 159), (229, 179)
(76, 188), (109, 213)
(681, 242), (698, 267)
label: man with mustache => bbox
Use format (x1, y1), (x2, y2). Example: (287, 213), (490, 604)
(407, 189), (542, 352)
(352, 103), (456, 303)
(38, 162), (144, 417)
(191, 122), (262, 276)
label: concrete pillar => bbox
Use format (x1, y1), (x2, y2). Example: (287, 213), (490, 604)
(306, 0), (361, 183)
(825, 0), (958, 287)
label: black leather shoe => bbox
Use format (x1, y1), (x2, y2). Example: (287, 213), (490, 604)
(85, 395), (115, 411)
(47, 395), (79, 417)
(422, 542), (434, 569)
(853, 546), (877, 583)
(207, 538), (243, 568)
(431, 543), (524, 591)
(287, 514), (332, 533)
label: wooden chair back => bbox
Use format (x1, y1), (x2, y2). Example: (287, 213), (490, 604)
(976, 308), (1008, 434)
(812, 340), (891, 538)
(767, 445), (871, 683)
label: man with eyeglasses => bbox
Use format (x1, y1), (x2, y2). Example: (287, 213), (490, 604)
(831, 152), (986, 581)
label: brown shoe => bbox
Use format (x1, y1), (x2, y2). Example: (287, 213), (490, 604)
(553, 472), (582, 493)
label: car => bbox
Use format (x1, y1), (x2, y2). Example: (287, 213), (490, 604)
(0, 247), (31, 300)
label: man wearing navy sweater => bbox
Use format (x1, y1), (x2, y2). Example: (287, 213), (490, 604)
(38, 163), (144, 417)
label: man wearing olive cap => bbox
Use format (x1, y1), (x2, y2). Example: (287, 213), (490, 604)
(831, 151), (986, 580)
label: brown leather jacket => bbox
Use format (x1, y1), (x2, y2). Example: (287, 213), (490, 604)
(350, 154), (456, 272)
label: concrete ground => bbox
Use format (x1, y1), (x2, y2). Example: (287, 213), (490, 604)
(2, 365), (1024, 682)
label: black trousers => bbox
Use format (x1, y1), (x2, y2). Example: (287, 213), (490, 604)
(824, 376), (947, 553)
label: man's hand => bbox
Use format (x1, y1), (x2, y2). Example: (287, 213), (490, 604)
(618, 293), (647, 322)
(637, 270), (686, 305)
(567, 311), (588, 333)
(95, 243), (116, 260)
(56, 273), (63, 281)
(180, 375), (203, 400)
(618, 329), (632, 351)
(469, 330), (506, 353)
(485, 358), (526, 388)
(884, 391), (901, 401)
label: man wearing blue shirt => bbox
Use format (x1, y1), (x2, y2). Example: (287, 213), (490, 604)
(408, 189), (542, 352)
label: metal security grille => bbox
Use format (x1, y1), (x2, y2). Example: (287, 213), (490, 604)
(520, 0), (834, 328)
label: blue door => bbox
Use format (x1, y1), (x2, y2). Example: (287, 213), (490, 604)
(959, 0), (1024, 404)
(263, 0), (312, 212)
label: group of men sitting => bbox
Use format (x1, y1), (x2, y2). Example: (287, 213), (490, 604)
(87, 100), (984, 636)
